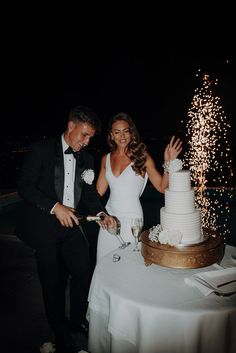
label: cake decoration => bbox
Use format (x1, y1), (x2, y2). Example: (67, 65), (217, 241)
(149, 225), (182, 246)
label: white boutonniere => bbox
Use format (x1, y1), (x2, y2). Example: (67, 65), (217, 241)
(39, 342), (56, 353)
(81, 169), (95, 185)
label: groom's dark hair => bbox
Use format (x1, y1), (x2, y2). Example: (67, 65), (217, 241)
(69, 105), (102, 134)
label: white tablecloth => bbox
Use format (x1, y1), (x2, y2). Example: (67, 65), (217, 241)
(88, 244), (236, 353)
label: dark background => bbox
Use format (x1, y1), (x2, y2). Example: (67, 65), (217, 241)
(1, 26), (235, 189)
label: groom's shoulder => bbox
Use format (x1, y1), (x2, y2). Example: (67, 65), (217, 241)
(29, 137), (57, 150)
(25, 138), (58, 158)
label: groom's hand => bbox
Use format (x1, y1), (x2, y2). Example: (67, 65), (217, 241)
(53, 203), (79, 227)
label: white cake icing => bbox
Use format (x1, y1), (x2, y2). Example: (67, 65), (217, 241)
(169, 170), (191, 191)
(160, 170), (202, 245)
(164, 189), (195, 214)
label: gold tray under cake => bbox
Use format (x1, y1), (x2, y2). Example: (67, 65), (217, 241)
(141, 228), (225, 269)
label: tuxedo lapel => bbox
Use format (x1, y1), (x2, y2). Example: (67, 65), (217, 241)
(74, 155), (84, 208)
(54, 139), (64, 203)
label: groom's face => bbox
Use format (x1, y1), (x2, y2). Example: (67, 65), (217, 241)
(66, 121), (95, 152)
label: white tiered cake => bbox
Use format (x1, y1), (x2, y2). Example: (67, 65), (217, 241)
(160, 170), (203, 245)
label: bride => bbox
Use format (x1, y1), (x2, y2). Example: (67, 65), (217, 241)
(96, 112), (182, 262)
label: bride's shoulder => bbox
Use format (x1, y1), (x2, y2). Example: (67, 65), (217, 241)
(102, 152), (111, 160)
(100, 153), (110, 166)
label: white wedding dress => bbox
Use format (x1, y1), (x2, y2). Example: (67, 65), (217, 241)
(96, 153), (148, 262)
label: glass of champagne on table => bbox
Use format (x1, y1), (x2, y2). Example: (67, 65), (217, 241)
(131, 218), (143, 252)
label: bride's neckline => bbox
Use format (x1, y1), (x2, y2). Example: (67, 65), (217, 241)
(109, 153), (132, 178)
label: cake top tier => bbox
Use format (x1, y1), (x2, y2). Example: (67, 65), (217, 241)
(169, 170), (191, 191)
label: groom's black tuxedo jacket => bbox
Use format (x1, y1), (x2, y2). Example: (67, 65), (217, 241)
(16, 137), (104, 249)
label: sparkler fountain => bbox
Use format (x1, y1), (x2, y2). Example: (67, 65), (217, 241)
(182, 73), (233, 237)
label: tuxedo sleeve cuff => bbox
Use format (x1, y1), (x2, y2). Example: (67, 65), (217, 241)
(96, 211), (107, 217)
(50, 202), (59, 214)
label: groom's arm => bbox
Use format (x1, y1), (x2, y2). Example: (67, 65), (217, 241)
(18, 142), (57, 213)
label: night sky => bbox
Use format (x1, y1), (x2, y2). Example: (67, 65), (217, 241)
(1, 34), (235, 184)
(1, 6), (235, 140)
(3, 43), (235, 136)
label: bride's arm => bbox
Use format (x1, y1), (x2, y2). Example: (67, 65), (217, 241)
(96, 154), (109, 197)
(146, 135), (182, 193)
(146, 154), (169, 193)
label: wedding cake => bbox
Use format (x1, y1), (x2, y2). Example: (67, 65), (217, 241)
(160, 170), (203, 245)
(141, 162), (224, 269)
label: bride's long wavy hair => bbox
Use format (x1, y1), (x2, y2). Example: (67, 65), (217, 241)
(107, 112), (147, 175)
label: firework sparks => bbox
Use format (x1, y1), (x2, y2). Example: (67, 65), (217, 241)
(182, 74), (233, 236)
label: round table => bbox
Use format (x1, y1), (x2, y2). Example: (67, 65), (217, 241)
(88, 243), (236, 353)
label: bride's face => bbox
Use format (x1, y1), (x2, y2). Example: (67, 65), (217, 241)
(111, 120), (131, 148)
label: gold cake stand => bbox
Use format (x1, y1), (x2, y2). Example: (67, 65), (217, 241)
(141, 228), (225, 269)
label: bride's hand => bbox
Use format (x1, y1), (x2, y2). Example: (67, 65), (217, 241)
(164, 135), (182, 161)
(100, 215), (117, 230)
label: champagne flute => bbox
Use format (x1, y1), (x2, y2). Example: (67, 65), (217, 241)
(131, 218), (143, 252)
(116, 218), (130, 249)
(107, 216), (130, 249)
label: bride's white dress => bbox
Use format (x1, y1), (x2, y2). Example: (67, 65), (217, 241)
(96, 153), (148, 262)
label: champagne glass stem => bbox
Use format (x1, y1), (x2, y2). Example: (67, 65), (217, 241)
(116, 234), (125, 246)
(133, 236), (139, 251)
(115, 224), (125, 246)
(117, 234), (130, 249)
(135, 237), (139, 251)
(117, 233), (130, 249)
(115, 219), (130, 249)
(118, 233), (125, 244)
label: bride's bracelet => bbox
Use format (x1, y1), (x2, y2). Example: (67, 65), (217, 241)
(162, 158), (183, 174)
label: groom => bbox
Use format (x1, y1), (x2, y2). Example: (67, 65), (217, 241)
(16, 105), (116, 353)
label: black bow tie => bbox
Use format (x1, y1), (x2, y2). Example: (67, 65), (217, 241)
(64, 146), (81, 160)
(64, 147), (84, 167)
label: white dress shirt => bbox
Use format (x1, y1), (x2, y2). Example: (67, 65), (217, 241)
(62, 135), (76, 208)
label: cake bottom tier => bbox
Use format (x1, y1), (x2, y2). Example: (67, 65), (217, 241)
(160, 207), (202, 245)
(141, 228), (225, 269)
